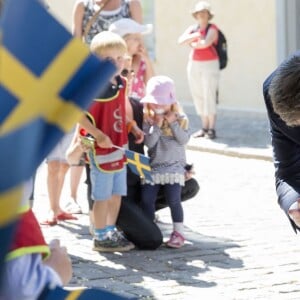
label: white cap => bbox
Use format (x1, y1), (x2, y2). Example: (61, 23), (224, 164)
(191, 1), (214, 19)
(109, 18), (153, 37)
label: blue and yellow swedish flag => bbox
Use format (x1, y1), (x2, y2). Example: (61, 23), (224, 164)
(125, 149), (152, 182)
(0, 0), (119, 298)
(0, 0), (115, 191)
(40, 286), (132, 300)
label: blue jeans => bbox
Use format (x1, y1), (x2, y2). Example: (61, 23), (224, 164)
(141, 183), (183, 222)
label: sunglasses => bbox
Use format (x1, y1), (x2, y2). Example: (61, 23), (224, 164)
(121, 68), (135, 77)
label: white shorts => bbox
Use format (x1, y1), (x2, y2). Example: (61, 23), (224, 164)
(187, 59), (220, 116)
(46, 130), (74, 163)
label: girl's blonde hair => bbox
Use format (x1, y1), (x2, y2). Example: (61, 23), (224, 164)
(144, 103), (181, 117)
(144, 102), (189, 136)
(90, 31), (127, 57)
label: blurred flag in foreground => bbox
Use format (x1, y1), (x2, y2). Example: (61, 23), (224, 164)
(0, 0), (119, 298)
(125, 149), (152, 182)
(40, 286), (132, 300)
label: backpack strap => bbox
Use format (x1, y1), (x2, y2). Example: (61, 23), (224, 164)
(83, 0), (112, 40)
(193, 23), (212, 37)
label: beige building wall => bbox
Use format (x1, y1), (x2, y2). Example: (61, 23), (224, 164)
(47, 0), (75, 30)
(154, 0), (277, 112)
(49, 0), (277, 112)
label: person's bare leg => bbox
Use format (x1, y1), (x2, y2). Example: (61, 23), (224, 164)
(47, 161), (69, 218)
(193, 115), (209, 137)
(65, 166), (84, 213)
(93, 200), (109, 230)
(201, 115), (209, 130)
(70, 166), (84, 202)
(208, 114), (216, 130)
(106, 195), (121, 226)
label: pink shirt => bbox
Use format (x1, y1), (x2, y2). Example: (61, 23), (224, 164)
(131, 60), (146, 99)
(191, 23), (219, 61)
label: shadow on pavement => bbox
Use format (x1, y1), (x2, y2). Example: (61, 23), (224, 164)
(62, 220), (243, 299)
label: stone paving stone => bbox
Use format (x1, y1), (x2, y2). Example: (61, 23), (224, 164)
(32, 143), (300, 299)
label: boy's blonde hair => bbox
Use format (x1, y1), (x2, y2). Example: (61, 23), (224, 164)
(90, 31), (127, 57)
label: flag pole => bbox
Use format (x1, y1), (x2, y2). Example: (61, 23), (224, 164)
(112, 145), (125, 151)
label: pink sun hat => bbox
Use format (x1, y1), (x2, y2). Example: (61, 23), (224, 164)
(140, 75), (177, 105)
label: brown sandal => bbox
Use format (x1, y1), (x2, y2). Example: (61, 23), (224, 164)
(207, 129), (216, 139)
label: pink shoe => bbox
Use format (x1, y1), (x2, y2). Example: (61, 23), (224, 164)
(166, 231), (185, 248)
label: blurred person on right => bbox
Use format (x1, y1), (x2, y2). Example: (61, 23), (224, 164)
(263, 51), (300, 233)
(178, 1), (220, 139)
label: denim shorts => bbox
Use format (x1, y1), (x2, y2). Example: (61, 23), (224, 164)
(89, 162), (127, 201)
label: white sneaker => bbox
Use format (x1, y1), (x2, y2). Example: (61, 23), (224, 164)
(64, 199), (82, 214)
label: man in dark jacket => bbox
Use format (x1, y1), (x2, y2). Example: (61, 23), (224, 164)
(263, 51), (300, 233)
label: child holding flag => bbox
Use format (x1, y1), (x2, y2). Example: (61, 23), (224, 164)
(79, 31), (144, 252)
(140, 75), (190, 248)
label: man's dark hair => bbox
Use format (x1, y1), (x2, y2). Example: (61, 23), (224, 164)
(269, 52), (300, 126)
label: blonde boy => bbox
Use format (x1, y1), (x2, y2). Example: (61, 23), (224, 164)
(79, 31), (143, 252)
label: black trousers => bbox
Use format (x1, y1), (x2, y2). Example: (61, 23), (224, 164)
(85, 165), (200, 249)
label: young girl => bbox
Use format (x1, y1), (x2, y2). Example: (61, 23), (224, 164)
(109, 17), (155, 99)
(140, 75), (190, 248)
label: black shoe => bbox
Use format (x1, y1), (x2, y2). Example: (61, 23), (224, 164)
(109, 230), (135, 249)
(207, 129), (216, 139)
(93, 233), (134, 252)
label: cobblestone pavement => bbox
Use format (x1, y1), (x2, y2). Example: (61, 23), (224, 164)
(33, 147), (300, 300)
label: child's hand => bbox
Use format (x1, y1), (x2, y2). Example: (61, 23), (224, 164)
(94, 132), (113, 148)
(137, 41), (148, 59)
(79, 136), (94, 151)
(154, 114), (164, 127)
(164, 111), (178, 124)
(131, 125), (144, 144)
(44, 239), (72, 285)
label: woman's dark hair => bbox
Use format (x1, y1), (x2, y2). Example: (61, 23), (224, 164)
(269, 52), (300, 126)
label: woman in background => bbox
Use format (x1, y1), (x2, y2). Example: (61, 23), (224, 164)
(178, 1), (220, 139)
